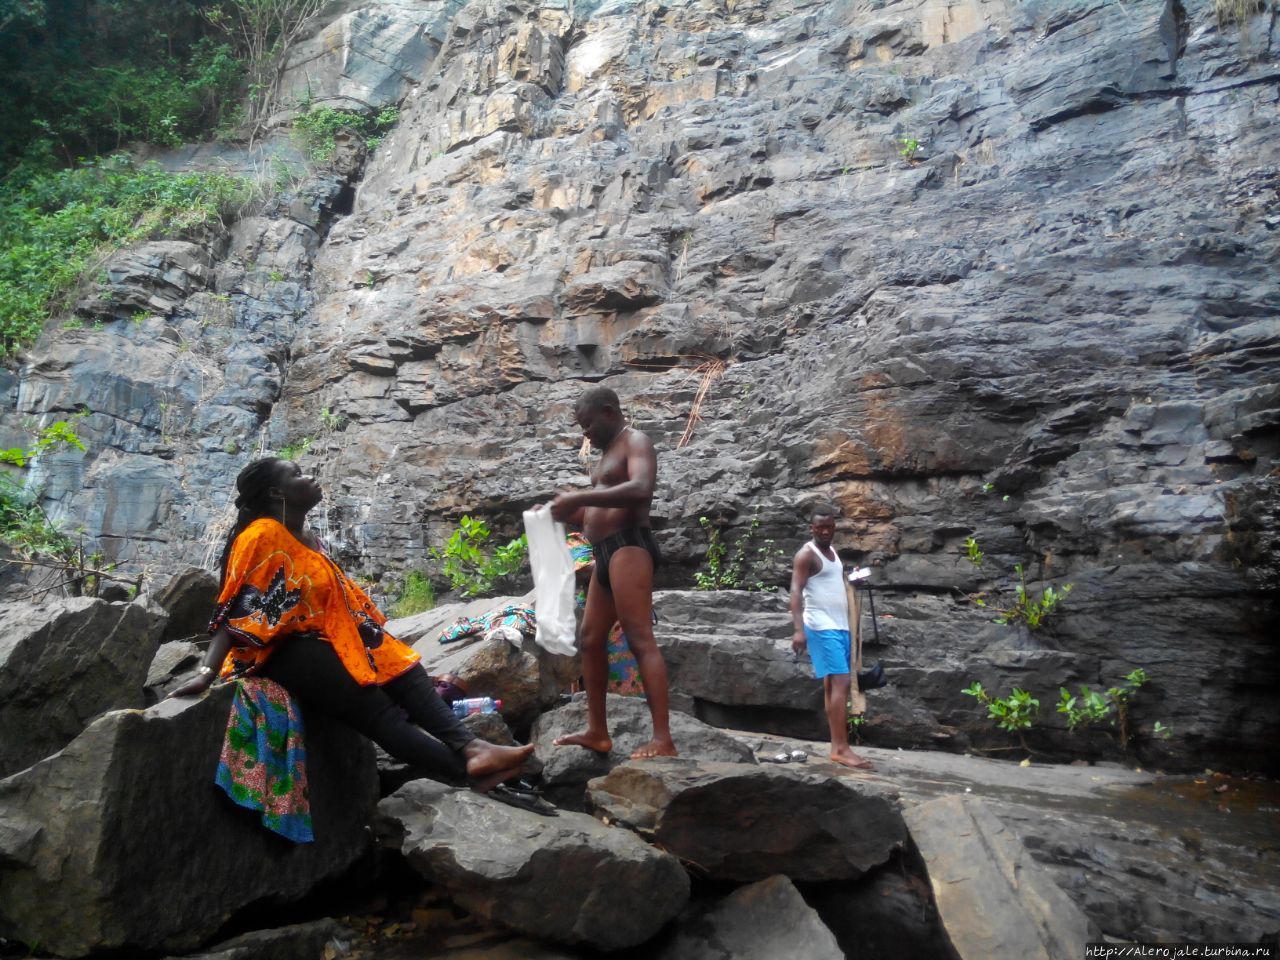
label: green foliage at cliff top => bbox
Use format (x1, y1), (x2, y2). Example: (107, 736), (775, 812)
(0, 0), (243, 169)
(0, 156), (254, 356)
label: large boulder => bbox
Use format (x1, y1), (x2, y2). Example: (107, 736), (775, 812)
(391, 593), (578, 729)
(654, 875), (844, 960)
(530, 693), (756, 806)
(0, 688), (378, 957)
(375, 778), (690, 951)
(0, 596), (164, 778)
(903, 794), (1097, 960)
(587, 758), (904, 882)
(150, 565), (219, 643)
(145, 639), (203, 704)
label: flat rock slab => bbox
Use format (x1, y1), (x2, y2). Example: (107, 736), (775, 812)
(655, 874), (843, 960)
(0, 689), (378, 957)
(530, 694), (756, 805)
(587, 758), (904, 882)
(158, 918), (352, 960)
(741, 734), (1280, 944)
(904, 794), (1097, 960)
(376, 778), (690, 951)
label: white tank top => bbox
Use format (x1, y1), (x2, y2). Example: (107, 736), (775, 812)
(802, 541), (848, 631)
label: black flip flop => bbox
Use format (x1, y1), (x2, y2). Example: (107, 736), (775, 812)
(488, 782), (559, 817)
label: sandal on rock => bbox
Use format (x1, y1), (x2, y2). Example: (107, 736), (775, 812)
(788, 749), (808, 763)
(759, 752), (793, 764)
(488, 782), (559, 817)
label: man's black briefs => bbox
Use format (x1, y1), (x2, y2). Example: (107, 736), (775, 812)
(591, 527), (662, 593)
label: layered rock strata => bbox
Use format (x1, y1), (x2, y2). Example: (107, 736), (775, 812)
(0, 0), (1275, 771)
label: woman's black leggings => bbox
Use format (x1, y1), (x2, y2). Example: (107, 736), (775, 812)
(261, 637), (476, 781)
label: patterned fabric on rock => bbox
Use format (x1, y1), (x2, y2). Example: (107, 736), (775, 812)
(606, 623), (644, 696)
(437, 604), (537, 645)
(210, 518), (420, 685)
(568, 532), (645, 696)
(215, 677), (312, 842)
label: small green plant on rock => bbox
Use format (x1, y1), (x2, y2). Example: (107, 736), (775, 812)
(391, 570), (436, 618)
(1057, 668), (1162, 752)
(431, 515), (528, 598)
(994, 563), (1072, 629)
(963, 535), (984, 568)
(0, 415), (128, 597)
(898, 137), (921, 160)
(320, 407), (346, 432)
(958, 535), (1072, 629)
(693, 511), (782, 590)
(963, 668), (1167, 758)
(1, 418), (87, 467)
(278, 437), (311, 460)
(962, 681), (1040, 735)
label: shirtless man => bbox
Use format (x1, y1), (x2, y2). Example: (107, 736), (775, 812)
(549, 386), (677, 760)
(790, 504), (873, 770)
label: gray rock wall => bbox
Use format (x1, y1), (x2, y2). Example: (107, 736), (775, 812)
(1, 0), (1276, 770)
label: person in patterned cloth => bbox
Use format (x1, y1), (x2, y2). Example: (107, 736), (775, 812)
(172, 458), (534, 792)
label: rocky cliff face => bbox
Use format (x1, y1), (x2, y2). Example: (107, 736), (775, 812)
(2, 0), (1276, 770)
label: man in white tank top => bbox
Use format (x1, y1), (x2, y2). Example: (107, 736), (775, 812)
(789, 505), (874, 770)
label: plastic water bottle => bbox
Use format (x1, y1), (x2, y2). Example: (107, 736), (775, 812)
(451, 696), (502, 718)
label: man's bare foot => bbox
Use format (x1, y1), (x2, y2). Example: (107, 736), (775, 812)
(630, 737), (678, 760)
(463, 740), (535, 780)
(830, 748), (873, 770)
(553, 730), (613, 753)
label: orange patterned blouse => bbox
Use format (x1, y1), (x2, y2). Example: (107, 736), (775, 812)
(211, 518), (420, 685)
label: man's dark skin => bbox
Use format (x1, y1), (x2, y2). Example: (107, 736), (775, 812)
(790, 512), (873, 770)
(550, 391), (677, 760)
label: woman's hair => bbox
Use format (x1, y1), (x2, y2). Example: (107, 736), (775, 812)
(216, 457), (285, 584)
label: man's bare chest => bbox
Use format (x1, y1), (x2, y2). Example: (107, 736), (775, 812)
(591, 449), (629, 487)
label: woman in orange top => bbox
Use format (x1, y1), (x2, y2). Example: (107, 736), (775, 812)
(173, 458), (533, 789)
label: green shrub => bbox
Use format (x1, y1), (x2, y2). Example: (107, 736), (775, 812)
(964, 669), (1168, 756)
(961, 682), (1040, 734)
(958, 535), (1072, 630)
(391, 570), (436, 618)
(693, 511), (782, 590)
(1, 4), (246, 168)
(0, 416), (87, 578)
(292, 105), (399, 163)
(994, 564), (1072, 629)
(277, 437), (312, 460)
(431, 515), (528, 598)
(1057, 668), (1158, 751)
(0, 156), (255, 356)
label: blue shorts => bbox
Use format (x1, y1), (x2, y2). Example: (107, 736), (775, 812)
(804, 627), (851, 679)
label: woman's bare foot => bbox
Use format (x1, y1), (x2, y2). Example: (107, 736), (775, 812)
(630, 737), (678, 760)
(463, 740), (535, 780)
(830, 747), (873, 770)
(553, 730), (613, 753)
(469, 762), (527, 794)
